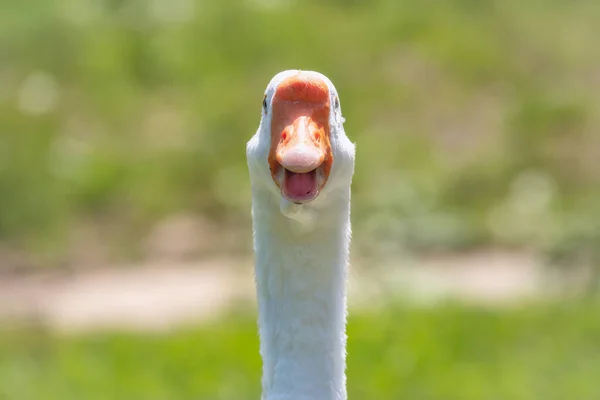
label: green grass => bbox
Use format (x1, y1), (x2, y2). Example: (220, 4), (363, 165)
(2, 0), (600, 266)
(1, 302), (600, 399)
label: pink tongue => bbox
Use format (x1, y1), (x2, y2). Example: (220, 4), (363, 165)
(283, 169), (318, 200)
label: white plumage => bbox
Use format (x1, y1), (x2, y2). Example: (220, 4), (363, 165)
(246, 70), (356, 400)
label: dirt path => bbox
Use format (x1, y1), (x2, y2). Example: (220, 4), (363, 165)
(0, 250), (547, 333)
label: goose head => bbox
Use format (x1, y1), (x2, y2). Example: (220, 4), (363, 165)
(246, 70), (355, 219)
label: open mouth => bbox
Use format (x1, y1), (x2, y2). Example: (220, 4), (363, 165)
(267, 72), (333, 204)
(281, 167), (321, 204)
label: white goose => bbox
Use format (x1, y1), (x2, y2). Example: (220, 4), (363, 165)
(246, 70), (356, 400)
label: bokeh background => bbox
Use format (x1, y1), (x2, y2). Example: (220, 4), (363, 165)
(2, 0), (600, 398)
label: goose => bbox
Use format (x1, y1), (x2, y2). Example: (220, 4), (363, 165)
(246, 70), (356, 400)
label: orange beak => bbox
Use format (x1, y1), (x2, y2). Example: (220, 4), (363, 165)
(268, 73), (333, 202)
(275, 116), (325, 173)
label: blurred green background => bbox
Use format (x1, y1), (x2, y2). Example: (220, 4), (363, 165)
(1, 0), (600, 398)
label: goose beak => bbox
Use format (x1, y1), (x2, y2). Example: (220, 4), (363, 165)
(276, 116), (324, 173)
(268, 73), (333, 203)
(276, 116), (325, 203)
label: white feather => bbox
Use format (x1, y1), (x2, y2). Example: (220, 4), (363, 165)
(247, 70), (356, 400)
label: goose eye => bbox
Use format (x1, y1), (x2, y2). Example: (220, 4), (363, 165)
(262, 95), (268, 112)
(333, 96), (339, 109)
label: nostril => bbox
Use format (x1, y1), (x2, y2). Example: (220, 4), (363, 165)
(281, 131), (287, 141)
(314, 132), (321, 142)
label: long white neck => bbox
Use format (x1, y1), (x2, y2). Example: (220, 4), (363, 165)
(251, 188), (351, 400)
